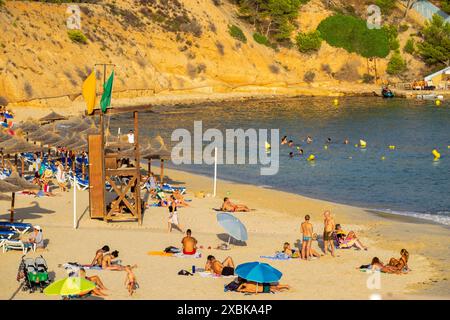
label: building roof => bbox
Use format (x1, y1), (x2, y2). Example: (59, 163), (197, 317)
(424, 66), (450, 81)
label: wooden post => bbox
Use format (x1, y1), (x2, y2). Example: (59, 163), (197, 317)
(148, 158), (151, 176)
(9, 192), (15, 223)
(21, 158), (24, 176)
(160, 159), (164, 184)
(134, 111), (142, 225)
(82, 162), (85, 179)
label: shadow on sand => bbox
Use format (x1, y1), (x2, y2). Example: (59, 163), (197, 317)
(0, 201), (55, 221)
(217, 233), (247, 247)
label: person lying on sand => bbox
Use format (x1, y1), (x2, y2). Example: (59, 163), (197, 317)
(282, 242), (299, 258)
(237, 281), (290, 293)
(79, 268), (108, 297)
(359, 257), (384, 271)
(205, 255), (235, 276)
(173, 189), (189, 207)
(221, 197), (250, 212)
(90, 245), (110, 267)
(181, 229), (198, 255)
(124, 265), (139, 296)
(382, 249), (409, 274)
(335, 224), (367, 250)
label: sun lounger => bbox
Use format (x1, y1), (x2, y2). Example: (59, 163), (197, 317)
(2, 239), (35, 254)
(0, 222), (32, 235)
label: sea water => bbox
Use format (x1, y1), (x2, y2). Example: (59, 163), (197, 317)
(111, 97), (450, 225)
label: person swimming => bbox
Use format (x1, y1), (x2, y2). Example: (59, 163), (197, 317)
(306, 136), (313, 144)
(288, 140), (294, 147)
(289, 152), (294, 158)
(281, 136), (288, 144)
(344, 138), (349, 145)
(326, 137), (332, 144)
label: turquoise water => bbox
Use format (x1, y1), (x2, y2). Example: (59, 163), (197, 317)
(111, 97), (450, 225)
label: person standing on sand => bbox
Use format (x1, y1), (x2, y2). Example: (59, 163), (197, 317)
(323, 210), (335, 257)
(301, 215), (313, 260)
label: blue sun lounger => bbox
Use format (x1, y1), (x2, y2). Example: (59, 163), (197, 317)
(0, 222), (33, 235)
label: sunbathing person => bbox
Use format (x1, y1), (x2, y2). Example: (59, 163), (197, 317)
(173, 189), (189, 207)
(221, 197), (250, 212)
(237, 281), (290, 293)
(181, 229), (198, 255)
(102, 250), (125, 270)
(382, 249), (409, 274)
(90, 245), (110, 267)
(124, 265), (139, 296)
(359, 257), (384, 271)
(205, 255), (235, 276)
(335, 224), (367, 250)
(282, 242), (299, 258)
(79, 268), (108, 297)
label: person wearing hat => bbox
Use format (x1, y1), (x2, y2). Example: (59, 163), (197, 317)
(27, 225), (44, 249)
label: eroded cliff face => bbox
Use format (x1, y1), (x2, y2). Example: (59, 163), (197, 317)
(0, 0), (425, 107)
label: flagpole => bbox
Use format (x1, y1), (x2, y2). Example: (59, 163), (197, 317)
(73, 174), (77, 229)
(213, 147), (217, 197)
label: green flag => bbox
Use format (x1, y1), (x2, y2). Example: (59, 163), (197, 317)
(100, 71), (114, 112)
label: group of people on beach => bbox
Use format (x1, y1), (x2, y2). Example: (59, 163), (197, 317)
(79, 245), (139, 296)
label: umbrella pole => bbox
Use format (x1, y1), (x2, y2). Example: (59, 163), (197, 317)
(256, 282), (258, 295)
(160, 159), (164, 184)
(21, 158), (24, 176)
(10, 192), (15, 223)
(228, 235), (231, 249)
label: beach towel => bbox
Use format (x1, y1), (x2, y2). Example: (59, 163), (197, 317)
(260, 253), (291, 260)
(147, 251), (174, 257)
(198, 271), (235, 279)
(173, 252), (202, 259)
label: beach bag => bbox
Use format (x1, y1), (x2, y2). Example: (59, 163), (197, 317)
(164, 246), (180, 253)
(224, 280), (240, 292)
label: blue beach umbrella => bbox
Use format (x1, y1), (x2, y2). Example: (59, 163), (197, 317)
(236, 262), (282, 283)
(216, 213), (248, 243)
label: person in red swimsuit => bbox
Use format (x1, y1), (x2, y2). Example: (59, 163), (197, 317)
(181, 229), (198, 255)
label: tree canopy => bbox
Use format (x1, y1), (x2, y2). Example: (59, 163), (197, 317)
(417, 14), (450, 67)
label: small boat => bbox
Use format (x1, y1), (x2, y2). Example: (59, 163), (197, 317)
(381, 87), (394, 98)
(416, 94), (444, 101)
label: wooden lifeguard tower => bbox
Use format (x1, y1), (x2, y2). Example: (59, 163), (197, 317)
(87, 106), (151, 225)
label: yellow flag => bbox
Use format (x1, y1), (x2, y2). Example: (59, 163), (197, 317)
(82, 71), (97, 115)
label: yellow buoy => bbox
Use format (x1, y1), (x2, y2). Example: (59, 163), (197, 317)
(359, 140), (367, 148)
(436, 100), (441, 106)
(324, 145), (328, 150)
(389, 145), (396, 150)
(432, 149), (441, 160)
(307, 154), (315, 161)
(333, 99), (339, 106)
(354, 144), (358, 148)
(381, 156), (386, 160)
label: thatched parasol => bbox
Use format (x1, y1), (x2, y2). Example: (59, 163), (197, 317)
(0, 131), (13, 142)
(32, 132), (62, 146)
(18, 120), (40, 132)
(39, 110), (67, 123)
(4, 171), (40, 222)
(0, 193), (11, 201)
(2, 139), (43, 154)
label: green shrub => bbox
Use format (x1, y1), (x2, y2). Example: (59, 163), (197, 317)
(0, 0), (5, 7)
(295, 30), (322, 53)
(228, 25), (247, 43)
(317, 14), (391, 58)
(399, 24), (409, 33)
(403, 38), (415, 54)
(442, 0), (450, 14)
(417, 14), (450, 67)
(387, 52), (407, 75)
(383, 25), (400, 51)
(253, 32), (273, 48)
(68, 30), (87, 44)
(375, 0), (396, 14)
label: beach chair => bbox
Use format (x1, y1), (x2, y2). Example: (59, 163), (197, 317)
(0, 222), (33, 235)
(0, 230), (17, 250)
(2, 239), (35, 254)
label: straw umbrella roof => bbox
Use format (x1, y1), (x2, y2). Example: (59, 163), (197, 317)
(2, 139), (43, 154)
(32, 132), (62, 146)
(18, 120), (40, 132)
(0, 131), (13, 142)
(3, 172), (40, 191)
(0, 179), (22, 193)
(39, 110), (67, 122)
(0, 193), (12, 201)
(142, 149), (171, 160)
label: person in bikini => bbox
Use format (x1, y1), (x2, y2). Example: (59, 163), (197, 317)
(205, 255), (235, 276)
(382, 249), (409, 274)
(90, 245), (110, 267)
(102, 250), (124, 270)
(181, 229), (198, 255)
(237, 281), (290, 294)
(79, 268), (108, 297)
(335, 224), (367, 250)
(221, 197), (250, 212)
(301, 215), (313, 260)
(323, 210), (335, 257)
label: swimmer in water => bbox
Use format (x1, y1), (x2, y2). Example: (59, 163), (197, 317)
(344, 138), (349, 145)
(326, 137), (332, 144)
(288, 140), (294, 147)
(281, 136), (288, 145)
(306, 136), (313, 144)
(298, 148), (304, 155)
(289, 152), (294, 158)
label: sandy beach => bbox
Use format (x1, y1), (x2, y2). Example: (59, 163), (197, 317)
(0, 167), (449, 300)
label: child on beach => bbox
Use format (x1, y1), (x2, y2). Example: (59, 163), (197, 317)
(124, 265), (139, 296)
